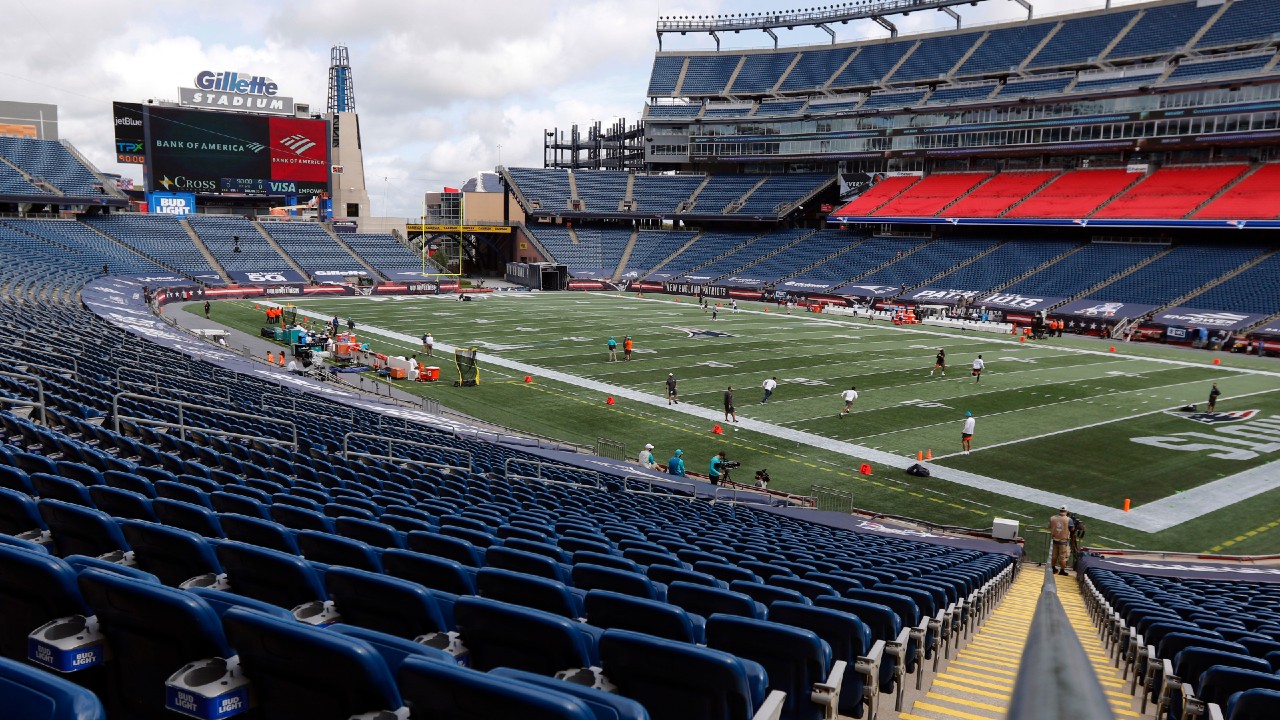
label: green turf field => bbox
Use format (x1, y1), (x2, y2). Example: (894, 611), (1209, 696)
(191, 292), (1280, 556)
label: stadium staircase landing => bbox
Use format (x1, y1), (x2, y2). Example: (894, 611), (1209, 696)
(895, 569), (1148, 720)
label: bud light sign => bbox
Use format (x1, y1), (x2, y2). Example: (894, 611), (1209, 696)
(149, 192), (196, 216)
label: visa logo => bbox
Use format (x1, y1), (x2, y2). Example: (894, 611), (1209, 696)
(269, 181), (297, 193)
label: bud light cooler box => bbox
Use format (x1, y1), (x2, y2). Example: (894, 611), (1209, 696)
(28, 615), (108, 672)
(166, 657), (253, 719)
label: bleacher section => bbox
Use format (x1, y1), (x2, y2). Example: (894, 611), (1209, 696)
(831, 176), (919, 217)
(679, 228), (808, 282)
(1005, 242), (1162, 298)
(573, 171), (628, 213)
(732, 229), (857, 285)
(1028, 11), (1138, 69)
(506, 167), (571, 211)
(0, 137), (105, 197)
(934, 240), (1077, 293)
(942, 171), (1059, 217)
(619, 230), (697, 278)
(186, 214), (291, 273)
(340, 234), (424, 278)
(646, 231), (748, 280)
(956, 24), (1055, 78)
(1089, 244), (1265, 305)
(871, 173), (990, 217)
(0, 162), (49, 196)
(1196, 0), (1280, 50)
(812, 235), (930, 291)
(1093, 165), (1249, 219)
(1105, 2), (1221, 61)
(729, 52), (797, 94)
(1004, 169), (1140, 219)
(1183, 251), (1280, 315)
(889, 32), (980, 85)
(680, 55), (740, 95)
(0, 220), (169, 277)
(859, 238), (999, 289)
(687, 176), (761, 214)
(0, 226), (1023, 718)
(260, 221), (369, 276)
(524, 226), (631, 277)
(1195, 164), (1280, 219)
(86, 215), (222, 281)
(1164, 53), (1275, 85)
(1084, 562), (1280, 720)
(734, 175), (829, 215)
(630, 175), (703, 214)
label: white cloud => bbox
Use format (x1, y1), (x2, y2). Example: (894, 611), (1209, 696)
(0, 0), (1106, 216)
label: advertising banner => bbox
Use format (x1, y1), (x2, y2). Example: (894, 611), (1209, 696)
(147, 192), (196, 216)
(1251, 323), (1280, 338)
(718, 275), (771, 288)
(905, 287), (983, 305)
(226, 270), (309, 285)
(179, 87), (295, 116)
(774, 278), (838, 292)
(831, 284), (900, 298)
(269, 116), (328, 183)
(977, 292), (1066, 313)
(1150, 307), (1266, 331)
(113, 102), (146, 164)
(307, 268), (371, 279)
(1055, 298), (1160, 319)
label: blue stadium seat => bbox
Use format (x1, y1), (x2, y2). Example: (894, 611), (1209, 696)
(76, 569), (236, 719)
(406, 531), (485, 567)
(0, 544), (93, 662)
(488, 666), (652, 720)
(398, 655), (598, 720)
(1195, 666), (1280, 720)
(296, 530), (383, 572)
(646, 565), (727, 590)
(584, 589), (705, 644)
(383, 548), (478, 596)
(328, 624), (455, 672)
(486, 546), (572, 585)
(1228, 688), (1280, 720)
(731, 581), (811, 609)
(769, 602), (881, 719)
(572, 564), (666, 601)
(152, 498), (224, 539)
(30, 474), (94, 507)
(37, 499), (130, 560)
(326, 566), (449, 638)
(477, 567), (585, 619)
(186, 587), (295, 622)
(214, 541), (332, 622)
(222, 606), (409, 719)
(706, 614), (841, 720)
(667, 582), (767, 621)
(0, 486), (46, 539)
(86, 486), (156, 522)
(0, 655), (105, 720)
(217, 513), (300, 554)
(452, 597), (597, 674)
(115, 519), (221, 587)
(598, 628), (781, 720)
(815, 596), (907, 704)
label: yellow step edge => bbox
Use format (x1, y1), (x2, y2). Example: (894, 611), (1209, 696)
(912, 700), (1002, 720)
(925, 692), (1009, 713)
(942, 667), (1015, 688)
(949, 660), (1018, 677)
(931, 674), (1018, 692)
(930, 679), (1012, 701)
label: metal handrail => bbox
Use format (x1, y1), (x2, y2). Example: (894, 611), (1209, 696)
(0, 371), (47, 425)
(1006, 556), (1116, 720)
(626, 475), (697, 501)
(112, 392), (298, 448)
(261, 393), (360, 422)
(341, 432), (472, 474)
(503, 457), (605, 490)
(0, 396), (47, 425)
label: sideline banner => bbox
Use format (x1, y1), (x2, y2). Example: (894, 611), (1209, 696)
(1150, 307), (1265, 331)
(1079, 554), (1280, 585)
(227, 270), (309, 285)
(978, 292), (1066, 313)
(1056, 298), (1160, 319)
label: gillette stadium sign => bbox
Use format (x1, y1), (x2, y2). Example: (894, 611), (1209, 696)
(179, 70), (295, 115)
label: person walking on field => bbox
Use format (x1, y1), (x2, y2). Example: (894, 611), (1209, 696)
(761, 377), (777, 404)
(422, 332), (434, 356)
(623, 336), (634, 361)
(971, 354), (985, 383)
(1208, 382), (1221, 412)
(203, 300), (211, 319)
(961, 411), (976, 454)
(930, 348), (946, 377)
(839, 386), (858, 418)
(1048, 506), (1076, 575)
(607, 337), (617, 362)
(666, 373), (679, 405)
(724, 386), (737, 423)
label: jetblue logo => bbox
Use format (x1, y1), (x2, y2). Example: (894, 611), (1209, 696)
(281, 134), (317, 155)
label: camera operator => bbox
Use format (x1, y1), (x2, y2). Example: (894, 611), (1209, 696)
(1069, 512), (1086, 564)
(708, 451), (740, 485)
(754, 469), (770, 490)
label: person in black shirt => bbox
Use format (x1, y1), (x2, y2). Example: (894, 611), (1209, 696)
(666, 373), (679, 405)
(930, 348), (946, 377)
(1208, 383), (1221, 412)
(724, 386), (737, 423)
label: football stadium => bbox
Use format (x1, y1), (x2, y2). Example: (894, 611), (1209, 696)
(2, 0), (1280, 718)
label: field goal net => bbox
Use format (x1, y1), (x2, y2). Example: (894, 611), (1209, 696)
(454, 348), (480, 387)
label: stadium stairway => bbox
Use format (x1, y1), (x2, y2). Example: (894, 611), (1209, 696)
(253, 220), (309, 279)
(640, 230), (702, 278)
(610, 230), (640, 283)
(323, 223), (386, 279)
(896, 570), (1148, 720)
(178, 219), (230, 284)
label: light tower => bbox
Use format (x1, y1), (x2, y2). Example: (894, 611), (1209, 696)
(326, 45), (371, 230)
(328, 45), (355, 115)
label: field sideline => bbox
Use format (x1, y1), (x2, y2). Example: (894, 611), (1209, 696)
(191, 292), (1280, 555)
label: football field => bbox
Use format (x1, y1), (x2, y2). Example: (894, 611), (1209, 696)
(196, 291), (1280, 555)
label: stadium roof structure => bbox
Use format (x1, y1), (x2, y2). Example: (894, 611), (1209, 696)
(655, 0), (1028, 49)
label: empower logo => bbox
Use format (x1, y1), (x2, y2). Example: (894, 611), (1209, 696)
(280, 135), (317, 155)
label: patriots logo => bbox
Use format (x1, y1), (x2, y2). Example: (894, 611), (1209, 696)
(669, 326), (736, 339)
(1174, 409), (1259, 424)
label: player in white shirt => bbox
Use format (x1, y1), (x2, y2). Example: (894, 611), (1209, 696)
(961, 411), (976, 454)
(839, 386), (859, 418)
(971, 355), (985, 382)
(761, 377), (777, 404)
(638, 443), (656, 469)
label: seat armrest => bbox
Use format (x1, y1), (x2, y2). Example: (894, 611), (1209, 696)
(1181, 681), (1204, 720)
(1206, 701), (1224, 720)
(812, 659), (846, 719)
(751, 690), (787, 720)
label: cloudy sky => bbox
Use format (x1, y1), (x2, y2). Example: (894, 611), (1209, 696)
(2, 0), (1111, 217)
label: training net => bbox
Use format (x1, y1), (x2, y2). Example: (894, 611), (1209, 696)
(454, 347), (480, 387)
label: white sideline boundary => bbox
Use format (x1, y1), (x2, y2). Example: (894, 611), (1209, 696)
(274, 297), (1280, 533)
